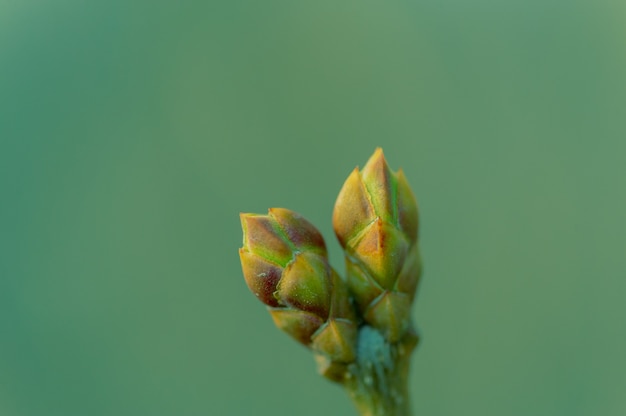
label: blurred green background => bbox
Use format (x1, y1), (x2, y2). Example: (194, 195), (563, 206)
(2, 1), (626, 415)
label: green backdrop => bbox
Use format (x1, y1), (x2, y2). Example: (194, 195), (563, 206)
(2, 1), (625, 415)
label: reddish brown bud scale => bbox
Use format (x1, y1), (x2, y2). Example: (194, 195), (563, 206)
(269, 208), (327, 254)
(239, 248), (283, 307)
(241, 214), (293, 267)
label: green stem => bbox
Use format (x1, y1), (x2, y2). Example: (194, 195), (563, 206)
(343, 326), (415, 416)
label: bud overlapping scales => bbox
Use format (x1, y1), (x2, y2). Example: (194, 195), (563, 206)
(333, 148), (421, 342)
(239, 208), (357, 363)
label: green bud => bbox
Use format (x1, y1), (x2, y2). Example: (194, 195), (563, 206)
(333, 148), (421, 342)
(333, 148), (418, 251)
(239, 209), (357, 357)
(240, 209), (327, 307)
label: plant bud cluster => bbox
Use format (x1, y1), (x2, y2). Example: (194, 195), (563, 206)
(239, 149), (421, 380)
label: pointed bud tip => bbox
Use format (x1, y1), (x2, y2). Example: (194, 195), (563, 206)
(267, 207), (288, 218)
(372, 147), (385, 160)
(363, 147), (389, 174)
(239, 212), (252, 232)
(361, 148), (394, 223)
(239, 212), (263, 235)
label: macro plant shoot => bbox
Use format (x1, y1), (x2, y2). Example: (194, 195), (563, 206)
(239, 148), (422, 416)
